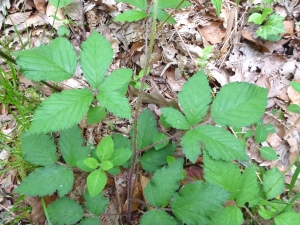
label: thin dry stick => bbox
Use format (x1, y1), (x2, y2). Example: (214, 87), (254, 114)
(244, 206), (263, 225)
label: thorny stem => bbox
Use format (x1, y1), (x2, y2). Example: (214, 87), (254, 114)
(126, 1), (158, 223)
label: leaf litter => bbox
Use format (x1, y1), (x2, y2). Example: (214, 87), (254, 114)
(1, 0), (300, 223)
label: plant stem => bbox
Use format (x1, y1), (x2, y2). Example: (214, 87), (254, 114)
(41, 197), (53, 225)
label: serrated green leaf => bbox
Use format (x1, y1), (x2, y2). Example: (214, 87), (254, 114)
(100, 68), (132, 92)
(212, 82), (268, 127)
(96, 136), (114, 162)
(59, 126), (90, 167)
(258, 204), (278, 219)
(84, 158), (99, 170)
(287, 104), (300, 113)
(153, 133), (169, 150)
(115, 0), (147, 10)
(204, 151), (242, 199)
(181, 129), (201, 163)
(196, 125), (248, 161)
(255, 124), (268, 143)
(211, 0), (222, 17)
(256, 14), (285, 42)
(109, 148), (132, 166)
(22, 132), (57, 166)
(210, 206), (243, 225)
(140, 210), (177, 225)
(100, 161), (113, 170)
(48, 197), (83, 225)
(144, 159), (184, 207)
(178, 70), (211, 126)
(275, 212), (300, 225)
(76, 157), (95, 172)
(80, 31), (113, 89)
(157, 0), (191, 9)
(84, 190), (109, 216)
(155, 10), (176, 24)
(290, 81), (300, 93)
(114, 10), (147, 22)
(259, 147), (278, 160)
(97, 91), (131, 118)
(14, 165), (74, 197)
(29, 89), (93, 133)
(141, 144), (176, 173)
(161, 107), (190, 130)
(13, 38), (77, 82)
(87, 169), (107, 197)
(79, 217), (101, 225)
(49, 0), (72, 8)
(137, 108), (158, 149)
(171, 181), (230, 225)
(263, 167), (285, 199)
(87, 106), (106, 125)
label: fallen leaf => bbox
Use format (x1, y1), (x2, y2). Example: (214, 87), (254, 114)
(198, 22), (226, 44)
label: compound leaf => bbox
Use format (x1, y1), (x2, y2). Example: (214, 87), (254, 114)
(22, 132), (57, 166)
(274, 212), (300, 225)
(87, 106), (106, 125)
(80, 31), (113, 89)
(96, 136), (114, 162)
(84, 190), (109, 216)
(87, 169), (107, 197)
(211, 82), (268, 127)
(263, 167), (285, 199)
(14, 164), (74, 197)
(196, 125), (248, 161)
(59, 126), (90, 167)
(181, 129), (201, 163)
(29, 89), (93, 133)
(210, 206), (243, 225)
(114, 10), (147, 22)
(48, 197), (83, 225)
(178, 70), (211, 126)
(140, 210), (177, 225)
(13, 37), (77, 82)
(144, 159), (184, 207)
(256, 14), (285, 42)
(115, 0), (147, 10)
(97, 91), (131, 119)
(171, 181), (230, 225)
(161, 107), (190, 130)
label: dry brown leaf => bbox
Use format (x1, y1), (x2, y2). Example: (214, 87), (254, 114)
(267, 133), (282, 148)
(166, 68), (186, 92)
(287, 83), (300, 104)
(5, 12), (31, 25)
(33, 0), (47, 14)
(198, 22), (226, 44)
(46, 3), (65, 29)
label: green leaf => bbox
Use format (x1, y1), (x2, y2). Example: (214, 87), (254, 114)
(96, 136), (114, 162)
(263, 167), (285, 199)
(29, 89), (94, 133)
(13, 38), (77, 82)
(87, 106), (106, 125)
(48, 197), (83, 225)
(157, 0), (191, 9)
(255, 124), (268, 143)
(256, 14), (285, 42)
(84, 158), (99, 170)
(266, 124), (276, 133)
(155, 9), (176, 24)
(287, 104), (300, 113)
(212, 82), (267, 127)
(181, 129), (201, 163)
(171, 181), (230, 225)
(84, 190), (109, 216)
(49, 0), (72, 8)
(153, 133), (169, 150)
(109, 148), (132, 166)
(274, 212), (300, 225)
(178, 70), (211, 126)
(114, 10), (147, 22)
(137, 108), (158, 149)
(196, 125), (248, 161)
(211, 0), (222, 17)
(100, 160), (113, 170)
(161, 107), (190, 130)
(259, 147), (278, 160)
(80, 31), (113, 89)
(79, 217), (101, 225)
(141, 144), (176, 173)
(59, 126), (90, 167)
(210, 206), (243, 225)
(14, 165), (74, 197)
(87, 169), (107, 197)
(248, 8), (273, 25)
(76, 157), (95, 172)
(115, 0), (147, 10)
(290, 81), (300, 93)
(144, 159), (184, 207)
(57, 25), (70, 37)
(22, 132), (57, 166)
(140, 210), (177, 225)
(97, 91), (131, 119)
(100, 68), (132, 92)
